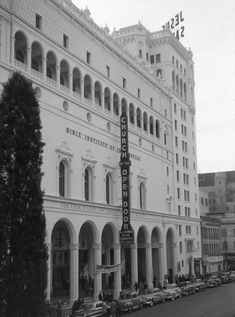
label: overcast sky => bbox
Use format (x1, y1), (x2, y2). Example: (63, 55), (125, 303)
(73, 0), (235, 173)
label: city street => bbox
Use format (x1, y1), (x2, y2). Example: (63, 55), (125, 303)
(130, 283), (235, 317)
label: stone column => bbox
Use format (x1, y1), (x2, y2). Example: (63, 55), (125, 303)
(46, 243), (52, 301)
(70, 243), (79, 303)
(159, 243), (166, 283)
(93, 243), (102, 300)
(11, 35), (15, 65)
(145, 243), (153, 288)
(80, 79), (84, 100)
(27, 46), (31, 72)
(131, 243), (138, 287)
(113, 243), (121, 299)
(69, 72), (72, 94)
(56, 64), (60, 88)
(42, 56), (46, 80)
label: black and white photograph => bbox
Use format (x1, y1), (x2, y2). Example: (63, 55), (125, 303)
(0, 0), (234, 316)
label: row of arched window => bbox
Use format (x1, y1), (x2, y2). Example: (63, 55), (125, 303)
(59, 161), (146, 209)
(14, 30), (163, 138)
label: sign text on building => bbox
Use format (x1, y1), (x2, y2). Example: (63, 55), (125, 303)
(162, 11), (185, 40)
(119, 112), (134, 245)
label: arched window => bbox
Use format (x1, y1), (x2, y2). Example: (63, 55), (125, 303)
(59, 161), (65, 197)
(139, 182), (145, 210)
(156, 120), (160, 138)
(106, 173), (112, 205)
(95, 81), (102, 106)
(172, 71), (175, 90)
(84, 75), (92, 100)
(113, 93), (119, 116)
(129, 103), (135, 124)
(60, 59), (69, 88)
(31, 41), (42, 73)
(72, 67), (81, 94)
(149, 116), (154, 135)
(137, 108), (141, 128)
(84, 168), (90, 201)
(104, 87), (111, 111)
(15, 31), (27, 64)
(143, 112), (148, 131)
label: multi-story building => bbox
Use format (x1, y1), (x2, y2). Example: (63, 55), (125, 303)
(114, 22), (201, 278)
(199, 171), (235, 270)
(199, 191), (223, 276)
(0, 0), (201, 304)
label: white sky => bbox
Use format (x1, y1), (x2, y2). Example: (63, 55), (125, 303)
(73, 0), (235, 173)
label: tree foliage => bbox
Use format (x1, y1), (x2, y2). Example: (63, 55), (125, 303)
(0, 72), (48, 317)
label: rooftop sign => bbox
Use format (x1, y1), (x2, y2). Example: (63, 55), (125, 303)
(162, 11), (185, 40)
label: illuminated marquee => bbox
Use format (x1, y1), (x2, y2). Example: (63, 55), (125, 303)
(119, 112), (134, 245)
(162, 11), (185, 40)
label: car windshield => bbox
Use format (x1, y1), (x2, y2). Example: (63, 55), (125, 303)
(83, 303), (95, 310)
(119, 294), (131, 300)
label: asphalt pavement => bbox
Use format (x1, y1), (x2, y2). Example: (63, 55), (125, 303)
(130, 282), (235, 317)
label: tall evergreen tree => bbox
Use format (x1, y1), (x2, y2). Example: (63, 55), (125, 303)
(0, 72), (48, 317)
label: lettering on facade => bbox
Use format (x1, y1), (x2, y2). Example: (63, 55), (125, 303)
(162, 11), (185, 40)
(119, 113), (134, 246)
(66, 127), (140, 161)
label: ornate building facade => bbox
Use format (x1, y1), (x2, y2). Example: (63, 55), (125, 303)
(0, 0), (201, 304)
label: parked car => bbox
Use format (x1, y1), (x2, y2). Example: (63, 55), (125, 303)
(205, 278), (217, 288)
(229, 271), (235, 281)
(118, 290), (142, 312)
(210, 276), (222, 286)
(76, 301), (109, 317)
(140, 288), (167, 306)
(162, 284), (182, 301)
(191, 279), (206, 291)
(178, 281), (196, 296)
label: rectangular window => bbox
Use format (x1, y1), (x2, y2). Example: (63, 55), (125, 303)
(138, 50), (142, 58)
(180, 241), (182, 253)
(174, 103), (177, 113)
(157, 69), (162, 78)
(86, 51), (91, 64)
(178, 205), (181, 216)
(175, 120), (177, 130)
(179, 225), (182, 236)
(177, 170), (180, 182)
(150, 97), (153, 107)
(63, 34), (69, 49)
(176, 153), (179, 164)
(123, 77), (126, 89)
(177, 188), (180, 199)
(156, 54), (161, 63)
(146, 53), (149, 61)
(175, 136), (178, 147)
(150, 55), (154, 64)
(106, 65), (110, 77)
(36, 13), (42, 30)
(137, 88), (141, 99)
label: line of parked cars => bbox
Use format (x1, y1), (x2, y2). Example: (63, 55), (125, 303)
(70, 272), (235, 317)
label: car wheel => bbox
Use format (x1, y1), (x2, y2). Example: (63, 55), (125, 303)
(162, 298), (165, 303)
(171, 296), (175, 301)
(128, 306), (133, 313)
(179, 294), (182, 299)
(150, 300), (154, 306)
(140, 303), (143, 309)
(186, 291), (189, 296)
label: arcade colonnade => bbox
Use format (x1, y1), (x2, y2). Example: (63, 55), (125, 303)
(47, 218), (177, 303)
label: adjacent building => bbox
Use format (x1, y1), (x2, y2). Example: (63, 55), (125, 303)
(199, 191), (223, 277)
(0, 0), (201, 304)
(199, 171), (235, 270)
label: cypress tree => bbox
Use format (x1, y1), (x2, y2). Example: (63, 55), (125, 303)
(0, 72), (48, 317)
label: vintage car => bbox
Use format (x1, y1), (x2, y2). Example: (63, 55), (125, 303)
(191, 279), (206, 291)
(118, 290), (142, 312)
(162, 284), (182, 301)
(140, 288), (167, 306)
(76, 301), (109, 317)
(205, 278), (217, 288)
(178, 281), (196, 296)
